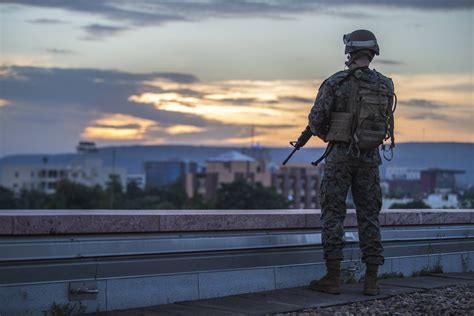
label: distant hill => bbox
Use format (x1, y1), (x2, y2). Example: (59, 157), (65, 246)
(1, 142), (473, 186)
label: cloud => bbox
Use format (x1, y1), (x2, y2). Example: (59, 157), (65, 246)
(1, 66), (471, 156)
(92, 123), (142, 130)
(27, 18), (66, 24)
(127, 78), (317, 127)
(166, 125), (206, 135)
(373, 59), (405, 66)
(45, 48), (77, 55)
(406, 112), (447, 121)
(8, 1), (473, 39)
(0, 99), (9, 107)
(82, 114), (155, 140)
(0, 66), (201, 129)
(431, 83), (474, 92)
(400, 99), (444, 109)
(280, 96), (314, 104)
(0, 65), (317, 153)
(82, 23), (129, 40)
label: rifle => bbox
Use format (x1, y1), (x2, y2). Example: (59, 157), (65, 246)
(282, 126), (312, 165)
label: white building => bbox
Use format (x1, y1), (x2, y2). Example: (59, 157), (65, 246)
(424, 191), (459, 209)
(385, 167), (421, 180)
(0, 155), (126, 194)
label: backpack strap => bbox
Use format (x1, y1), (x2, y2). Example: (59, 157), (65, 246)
(346, 70), (363, 157)
(387, 92), (396, 148)
(373, 70), (396, 160)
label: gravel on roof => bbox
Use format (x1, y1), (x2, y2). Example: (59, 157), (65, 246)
(275, 284), (474, 316)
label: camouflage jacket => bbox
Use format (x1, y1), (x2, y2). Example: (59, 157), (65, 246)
(308, 67), (394, 166)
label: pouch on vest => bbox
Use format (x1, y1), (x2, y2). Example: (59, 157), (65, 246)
(356, 81), (390, 149)
(326, 112), (353, 143)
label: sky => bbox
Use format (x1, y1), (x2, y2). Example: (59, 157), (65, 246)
(0, 0), (473, 157)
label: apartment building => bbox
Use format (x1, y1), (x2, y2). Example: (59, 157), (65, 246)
(272, 164), (323, 209)
(185, 151), (322, 209)
(0, 155), (126, 194)
(185, 151), (271, 199)
(144, 160), (197, 188)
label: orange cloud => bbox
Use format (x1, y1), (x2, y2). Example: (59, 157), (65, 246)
(84, 73), (473, 145)
(130, 74), (473, 145)
(0, 99), (9, 108)
(166, 125), (206, 135)
(129, 79), (317, 128)
(81, 114), (156, 140)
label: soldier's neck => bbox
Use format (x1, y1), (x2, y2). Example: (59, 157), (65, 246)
(350, 59), (371, 68)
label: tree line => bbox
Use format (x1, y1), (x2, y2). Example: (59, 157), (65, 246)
(0, 176), (289, 210)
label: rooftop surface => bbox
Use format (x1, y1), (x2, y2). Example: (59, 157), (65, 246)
(88, 272), (474, 315)
(207, 150), (256, 162)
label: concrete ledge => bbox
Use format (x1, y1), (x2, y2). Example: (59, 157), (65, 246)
(0, 209), (473, 235)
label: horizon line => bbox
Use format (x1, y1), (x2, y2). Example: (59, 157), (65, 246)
(1, 141), (473, 159)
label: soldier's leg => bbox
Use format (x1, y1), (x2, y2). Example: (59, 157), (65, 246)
(351, 165), (384, 265)
(320, 162), (352, 261)
(310, 162), (351, 293)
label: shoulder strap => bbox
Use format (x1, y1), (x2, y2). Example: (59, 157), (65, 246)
(328, 69), (356, 92)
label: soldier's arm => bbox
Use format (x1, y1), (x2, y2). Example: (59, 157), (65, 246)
(308, 80), (335, 142)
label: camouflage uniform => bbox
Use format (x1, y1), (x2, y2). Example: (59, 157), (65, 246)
(309, 67), (394, 266)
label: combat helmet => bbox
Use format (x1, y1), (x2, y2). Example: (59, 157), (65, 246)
(343, 29), (380, 56)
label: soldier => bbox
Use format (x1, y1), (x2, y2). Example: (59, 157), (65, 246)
(307, 30), (396, 295)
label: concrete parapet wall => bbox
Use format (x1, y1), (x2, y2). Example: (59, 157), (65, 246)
(0, 209), (473, 315)
(0, 209), (473, 235)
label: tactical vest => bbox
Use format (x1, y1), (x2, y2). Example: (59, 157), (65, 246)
(326, 68), (395, 151)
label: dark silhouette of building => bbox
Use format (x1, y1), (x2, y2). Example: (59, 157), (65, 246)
(145, 160), (197, 188)
(420, 168), (464, 194)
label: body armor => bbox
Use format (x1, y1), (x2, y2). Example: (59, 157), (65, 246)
(326, 68), (395, 151)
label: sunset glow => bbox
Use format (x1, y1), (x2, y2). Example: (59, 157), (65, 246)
(81, 114), (156, 140)
(127, 74), (473, 145)
(166, 125), (206, 135)
(0, 1), (472, 156)
(0, 99), (9, 108)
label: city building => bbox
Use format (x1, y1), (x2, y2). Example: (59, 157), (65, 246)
(384, 167), (422, 198)
(185, 151), (271, 199)
(144, 160), (197, 188)
(387, 179), (422, 198)
(420, 168), (465, 194)
(0, 155), (126, 194)
(384, 167), (465, 199)
(185, 151), (322, 209)
(76, 141), (98, 154)
(272, 164), (323, 209)
(385, 167), (421, 180)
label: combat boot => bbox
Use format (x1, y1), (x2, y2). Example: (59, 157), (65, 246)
(363, 264), (380, 295)
(309, 260), (341, 294)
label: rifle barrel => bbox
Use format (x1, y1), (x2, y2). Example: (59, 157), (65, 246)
(282, 148), (298, 165)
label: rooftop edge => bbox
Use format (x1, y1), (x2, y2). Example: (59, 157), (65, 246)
(0, 209), (473, 235)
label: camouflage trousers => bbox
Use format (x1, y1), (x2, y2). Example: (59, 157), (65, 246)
(320, 162), (384, 265)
